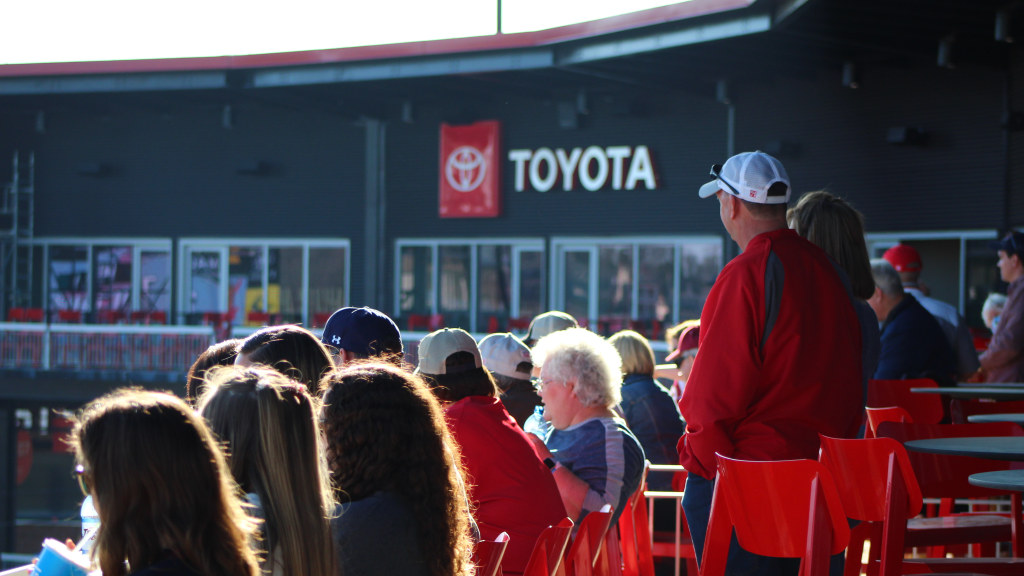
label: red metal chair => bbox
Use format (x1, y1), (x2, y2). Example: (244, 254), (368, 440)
(820, 434), (1023, 576)
(701, 455), (848, 576)
(867, 378), (945, 424)
(23, 308), (44, 322)
(865, 406), (914, 439)
(246, 311), (270, 326)
(565, 504), (614, 576)
(523, 518), (574, 576)
(7, 307), (24, 321)
(876, 421), (1024, 559)
(57, 309), (82, 323)
(474, 531), (510, 576)
(617, 463), (696, 576)
(95, 310), (125, 324)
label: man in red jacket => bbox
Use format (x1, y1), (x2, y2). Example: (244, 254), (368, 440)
(679, 151), (863, 576)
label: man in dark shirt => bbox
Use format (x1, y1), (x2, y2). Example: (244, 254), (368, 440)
(867, 259), (955, 383)
(979, 231), (1024, 382)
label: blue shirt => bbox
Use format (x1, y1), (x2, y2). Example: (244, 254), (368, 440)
(875, 295), (956, 382)
(544, 416), (645, 525)
(618, 373), (684, 490)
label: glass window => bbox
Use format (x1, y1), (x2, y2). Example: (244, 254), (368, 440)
(563, 250), (591, 323)
(271, 247), (304, 325)
(308, 247), (347, 322)
(48, 245), (89, 313)
(400, 246), (434, 318)
(93, 246), (132, 314)
(518, 250), (544, 321)
(187, 249), (223, 318)
(139, 250), (171, 314)
(638, 245), (674, 324)
(439, 245), (471, 330)
(966, 239), (1002, 333)
(598, 245), (632, 321)
(230, 246), (264, 325)
(679, 242), (721, 322)
(477, 245), (512, 330)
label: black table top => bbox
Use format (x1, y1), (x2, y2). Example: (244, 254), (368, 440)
(968, 413), (1024, 424)
(904, 436), (1024, 461)
(968, 469), (1024, 492)
(910, 386), (1024, 400)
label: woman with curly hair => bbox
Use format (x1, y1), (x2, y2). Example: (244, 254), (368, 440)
(71, 388), (260, 576)
(320, 362), (473, 576)
(198, 365), (337, 576)
(236, 325), (333, 396)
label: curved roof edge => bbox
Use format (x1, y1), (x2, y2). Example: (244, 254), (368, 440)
(0, 0), (755, 79)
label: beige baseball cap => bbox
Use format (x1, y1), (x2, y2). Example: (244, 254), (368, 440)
(415, 328), (482, 375)
(525, 311), (578, 345)
(479, 332), (533, 380)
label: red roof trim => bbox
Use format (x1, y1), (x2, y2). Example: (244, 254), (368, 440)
(0, 0), (753, 78)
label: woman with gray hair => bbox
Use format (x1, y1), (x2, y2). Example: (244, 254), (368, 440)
(524, 327), (645, 526)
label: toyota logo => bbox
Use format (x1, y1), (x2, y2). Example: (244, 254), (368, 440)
(445, 146), (487, 192)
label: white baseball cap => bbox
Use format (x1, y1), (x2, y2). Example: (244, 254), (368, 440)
(698, 151), (791, 204)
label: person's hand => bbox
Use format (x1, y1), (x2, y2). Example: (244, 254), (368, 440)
(526, 432), (552, 459)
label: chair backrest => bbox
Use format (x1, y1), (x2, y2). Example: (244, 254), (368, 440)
(875, 421), (1024, 498)
(864, 406), (914, 439)
(867, 378), (944, 424)
(474, 532), (511, 576)
(818, 435), (921, 576)
(702, 455), (849, 576)
(7, 307), (25, 321)
(524, 518), (574, 576)
(566, 504), (614, 576)
(23, 308), (44, 322)
(616, 463), (649, 576)
(950, 399), (1024, 423)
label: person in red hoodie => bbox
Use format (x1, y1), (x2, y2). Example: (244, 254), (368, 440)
(680, 152), (862, 576)
(417, 328), (567, 576)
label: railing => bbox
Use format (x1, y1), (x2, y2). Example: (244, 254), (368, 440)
(0, 323), (215, 372)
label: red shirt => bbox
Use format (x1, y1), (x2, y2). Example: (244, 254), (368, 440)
(445, 396), (567, 576)
(678, 229), (862, 479)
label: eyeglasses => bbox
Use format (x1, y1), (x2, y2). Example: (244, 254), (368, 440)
(533, 378), (567, 393)
(710, 164), (743, 198)
(74, 464), (91, 498)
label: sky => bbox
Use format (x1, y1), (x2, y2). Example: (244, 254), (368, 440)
(2, 0), (682, 65)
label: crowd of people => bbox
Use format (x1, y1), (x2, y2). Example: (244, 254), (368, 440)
(63, 150), (1022, 576)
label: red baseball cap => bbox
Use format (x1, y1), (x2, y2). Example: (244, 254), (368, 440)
(665, 323), (699, 362)
(882, 244), (922, 273)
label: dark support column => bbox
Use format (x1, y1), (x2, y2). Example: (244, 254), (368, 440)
(0, 403), (14, 551)
(363, 119), (387, 309)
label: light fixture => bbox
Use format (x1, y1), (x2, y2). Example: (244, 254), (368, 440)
(715, 80), (730, 105)
(937, 36), (955, 69)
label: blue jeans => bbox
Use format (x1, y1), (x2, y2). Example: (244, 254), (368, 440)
(682, 473), (843, 576)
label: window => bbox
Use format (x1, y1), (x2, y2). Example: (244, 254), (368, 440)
(33, 239), (172, 322)
(395, 239), (545, 333)
(179, 239), (349, 327)
(552, 236), (723, 337)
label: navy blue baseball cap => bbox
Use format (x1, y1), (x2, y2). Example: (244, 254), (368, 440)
(320, 307), (403, 357)
(991, 231), (1024, 259)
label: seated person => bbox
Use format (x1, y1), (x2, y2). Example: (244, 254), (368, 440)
(524, 327), (645, 527)
(417, 328), (567, 576)
(868, 259), (955, 383)
(608, 329), (684, 491)
(478, 332), (541, 428)
(320, 363), (475, 576)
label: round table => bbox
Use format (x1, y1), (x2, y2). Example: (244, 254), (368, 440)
(910, 386), (1024, 401)
(968, 413), (1024, 424)
(968, 469), (1024, 491)
(903, 436), (1024, 461)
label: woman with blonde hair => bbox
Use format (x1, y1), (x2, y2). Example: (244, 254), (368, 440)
(71, 389), (260, 576)
(198, 365), (337, 576)
(320, 362), (474, 576)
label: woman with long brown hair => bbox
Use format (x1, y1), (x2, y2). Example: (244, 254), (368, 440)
(198, 365), (337, 576)
(320, 362), (473, 576)
(71, 388), (260, 576)
(235, 325), (333, 396)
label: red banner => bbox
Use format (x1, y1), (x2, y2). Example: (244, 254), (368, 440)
(439, 121), (501, 218)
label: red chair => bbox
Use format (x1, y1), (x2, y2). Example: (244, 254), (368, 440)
(7, 307), (25, 321)
(95, 310), (125, 324)
(820, 434), (1024, 576)
(246, 311), (270, 326)
(876, 421), (1024, 559)
(407, 313), (431, 331)
(312, 312), (332, 328)
(867, 378), (945, 425)
(523, 518), (574, 576)
(617, 463), (696, 576)
(565, 504), (614, 576)
(23, 308), (44, 322)
(865, 406), (913, 439)
(508, 316), (532, 331)
(701, 455), (848, 576)
(474, 531), (510, 576)
(57, 309), (82, 323)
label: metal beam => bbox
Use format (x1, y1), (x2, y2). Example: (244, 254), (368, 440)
(0, 71), (227, 95)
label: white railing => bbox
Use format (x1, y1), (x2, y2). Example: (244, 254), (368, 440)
(0, 323), (215, 372)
